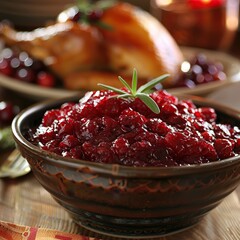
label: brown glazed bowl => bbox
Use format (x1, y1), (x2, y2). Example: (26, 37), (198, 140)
(12, 95), (240, 238)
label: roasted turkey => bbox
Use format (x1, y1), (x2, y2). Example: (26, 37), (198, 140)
(0, 2), (184, 90)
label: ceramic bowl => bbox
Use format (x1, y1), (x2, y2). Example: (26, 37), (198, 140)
(12, 95), (240, 238)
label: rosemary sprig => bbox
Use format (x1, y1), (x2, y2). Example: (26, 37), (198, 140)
(98, 69), (169, 114)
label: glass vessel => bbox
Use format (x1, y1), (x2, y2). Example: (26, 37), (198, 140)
(151, 0), (239, 50)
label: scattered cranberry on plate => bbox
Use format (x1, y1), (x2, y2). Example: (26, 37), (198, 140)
(0, 47), (57, 88)
(0, 101), (20, 126)
(173, 53), (226, 88)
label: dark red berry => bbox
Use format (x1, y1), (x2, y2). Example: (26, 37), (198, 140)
(198, 107), (217, 123)
(146, 118), (170, 136)
(37, 71), (55, 87)
(127, 140), (152, 162)
(234, 139), (240, 153)
(112, 137), (129, 157)
(119, 108), (146, 132)
(0, 47), (55, 88)
(161, 103), (178, 116)
(0, 101), (19, 125)
(15, 67), (35, 83)
(173, 53), (226, 88)
(214, 139), (234, 159)
(42, 110), (60, 126)
(88, 9), (103, 22)
(59, 135), (79, 149)
(0, 58), (13, 76)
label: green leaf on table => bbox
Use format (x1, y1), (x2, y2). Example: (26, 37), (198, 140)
(0, 127), (15, 151)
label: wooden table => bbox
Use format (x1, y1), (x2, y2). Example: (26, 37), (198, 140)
(0, 172), (239, 240)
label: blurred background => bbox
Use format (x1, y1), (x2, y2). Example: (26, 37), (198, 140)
(151, 0), (240, 51)
(0, 0), (239, 52)
(0, 0), (76, 29)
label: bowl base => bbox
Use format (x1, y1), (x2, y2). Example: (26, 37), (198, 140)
(67, 209), (204, 239)
(76, 218), (198, 239)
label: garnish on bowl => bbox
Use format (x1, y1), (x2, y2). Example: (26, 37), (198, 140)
(98, 68), (169, 114)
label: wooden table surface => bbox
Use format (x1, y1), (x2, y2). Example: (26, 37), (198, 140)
(0, 32), (240, 240)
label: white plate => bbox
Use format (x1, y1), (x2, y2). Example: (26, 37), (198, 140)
(0, 47), (240, 100)
(0, 74), (81, 100)
(207, 82), (240, 111)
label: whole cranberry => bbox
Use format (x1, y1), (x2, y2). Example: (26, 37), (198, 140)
(173, 53), (226, 88)
(112, 137), (129, 156)
(119, 108), (146, 132)
(88, 9), (103, 22)
(198, 107), (217, 123)
(234, 139), (240, 153)
(10, 57), (21, 71)
(37, 71), (56, 88)
(0, 58), (13, 76)
(214, 139), (234, 159)
(0, 101), (20, 125)
(0, 47), (55, 87)
(15, 67), (36, 83)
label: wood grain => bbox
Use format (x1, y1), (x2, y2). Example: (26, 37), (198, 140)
(0, 172), (240, 240)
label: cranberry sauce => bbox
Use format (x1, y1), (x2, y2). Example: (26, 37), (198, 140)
(30, 90), (240, 167)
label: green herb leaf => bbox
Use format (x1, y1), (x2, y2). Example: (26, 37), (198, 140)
(98, 83), (127, 95)
(95, 0), (117, 10)
(136, 93), (160, 114)
(118, 76), (132, 92)
(117, 93), (133, 99)
(0, 127), (15, 151)
(77, 0), (91, 12)
(131, 68), (138, 95)
(137, 74), (170, 94)
(98, 69), (169, 114)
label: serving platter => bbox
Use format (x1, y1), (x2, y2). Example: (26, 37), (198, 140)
(207, 81), (240, 111)
(0, 47), (240, 100)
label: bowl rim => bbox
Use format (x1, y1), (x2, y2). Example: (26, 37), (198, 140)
(12, 95), (240, 178)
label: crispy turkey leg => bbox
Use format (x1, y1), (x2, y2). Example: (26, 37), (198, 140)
(0, 21), (105, 78)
